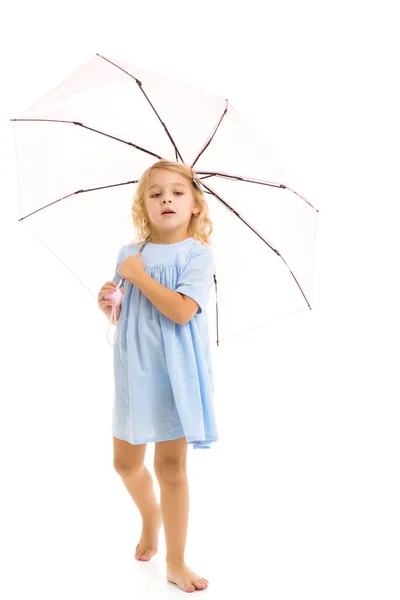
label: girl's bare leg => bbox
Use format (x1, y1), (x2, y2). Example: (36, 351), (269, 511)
(154, 437), (209, 592)
(113, 436), (162, 561)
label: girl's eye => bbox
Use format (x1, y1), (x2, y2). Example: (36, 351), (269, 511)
(151, 192), (183, 198)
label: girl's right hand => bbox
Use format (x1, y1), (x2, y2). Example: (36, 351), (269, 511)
(98, 281), (125, 318)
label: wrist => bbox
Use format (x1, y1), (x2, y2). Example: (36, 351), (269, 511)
(129, 270), (147, 287)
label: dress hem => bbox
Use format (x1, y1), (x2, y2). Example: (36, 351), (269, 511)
(112, 429), (218, 448)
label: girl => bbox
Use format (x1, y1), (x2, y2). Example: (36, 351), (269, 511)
(97, 160), (218, 593)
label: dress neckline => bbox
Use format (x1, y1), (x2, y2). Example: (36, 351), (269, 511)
(147, 237), (193, 247)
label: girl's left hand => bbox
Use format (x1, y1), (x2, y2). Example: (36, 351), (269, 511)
(118, 252), (145, 284)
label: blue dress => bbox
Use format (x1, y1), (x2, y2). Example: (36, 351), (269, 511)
(111, 237), (218, 449)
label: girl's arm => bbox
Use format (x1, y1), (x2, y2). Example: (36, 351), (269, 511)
(131, 271), (188, 324)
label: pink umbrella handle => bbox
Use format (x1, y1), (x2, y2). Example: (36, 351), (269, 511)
(105, 287), (123, 347)
(105, 245), (146, 346)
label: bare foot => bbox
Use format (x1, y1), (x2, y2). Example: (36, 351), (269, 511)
(135, 505), (163, 561)
(167, 563), (209, 593)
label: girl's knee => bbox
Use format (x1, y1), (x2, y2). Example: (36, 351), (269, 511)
(112, 436), (146, 476)
(113, 458), (144, 477)
(154, 457), (187, 484)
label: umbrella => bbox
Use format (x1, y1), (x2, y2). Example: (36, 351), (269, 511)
(11, 53), (319, 346)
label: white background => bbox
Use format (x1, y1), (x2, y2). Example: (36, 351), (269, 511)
(1, 0), (399, 598)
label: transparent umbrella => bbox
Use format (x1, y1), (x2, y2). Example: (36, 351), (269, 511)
(11, 53), (319, 345)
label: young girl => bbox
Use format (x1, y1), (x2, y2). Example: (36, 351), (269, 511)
(97, 160), (218, 593)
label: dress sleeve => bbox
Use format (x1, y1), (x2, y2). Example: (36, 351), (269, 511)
(175, 245), (215, 315)
(112, 246), (126, 284)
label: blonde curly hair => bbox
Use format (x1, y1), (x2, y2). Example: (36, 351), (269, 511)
(130, 160), (213, 246)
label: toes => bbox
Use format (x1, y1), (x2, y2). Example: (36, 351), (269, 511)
(184, 584), (195, 592)
(194, 579), (206, 590)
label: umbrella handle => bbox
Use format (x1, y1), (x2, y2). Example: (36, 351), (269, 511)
(106, 242), (147, 346)
(105, 287), (123, 347)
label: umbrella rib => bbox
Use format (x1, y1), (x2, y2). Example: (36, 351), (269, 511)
(191, 100), (229, 169)
(197, 171), (319, 212)
(96, 53), (185, 164)
(11, 118), (164, 161)
(189, 101), (317, 211)
(200, 180), (313, 311)
(17, 180), (138, 222)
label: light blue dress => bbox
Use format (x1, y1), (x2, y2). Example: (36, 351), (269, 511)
(111, 237), (218, 449)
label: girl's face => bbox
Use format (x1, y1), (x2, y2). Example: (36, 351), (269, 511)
(144, 169), (198, 237)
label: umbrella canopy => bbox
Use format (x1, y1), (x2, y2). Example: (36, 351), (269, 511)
(12, 53), (319, 345)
